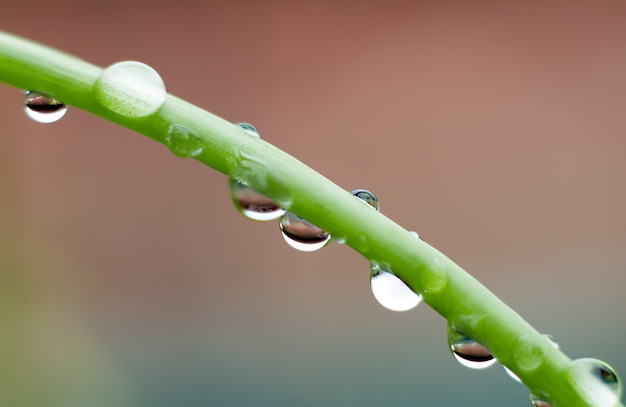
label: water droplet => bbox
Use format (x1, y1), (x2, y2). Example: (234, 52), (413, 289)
(505, 334), (559, 383)
(230, 179), (285, 221)
(370, 264), (421, 312)
(530, 393), (552, 407)
(24, 91), (67, 123)
(236, 122), (260, 137)
(351, 188), (379, 210)
(279, 212), (330, 252)
(567, 358), (622, 405)
(409, 231), (420, 239)
(448, 326), (496, 369)
(165, 124), (203, 158)
(95, 61), (166, 117)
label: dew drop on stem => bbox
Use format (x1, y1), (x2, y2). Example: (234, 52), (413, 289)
(165, 123), (203, 158)
(370, 263), (421, 312)
(504, 334), (559, 383)
(351, 188), (379, 210)
(447, 326), (496, 369)
(529, 393), (552, 407)
(567, 358), (622, 404)
(230, 179), (285, 221)
(24, 91), (67, 123)
(229, 123), (284, 221)
(236, 122), (260, 138)
(94, 61), (166, 117)
(279, 212), (330, 252)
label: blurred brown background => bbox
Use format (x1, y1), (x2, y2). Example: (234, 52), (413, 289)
(0, 1), (625, 406)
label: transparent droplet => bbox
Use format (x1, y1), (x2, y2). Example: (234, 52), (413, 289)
(95, 61), (166, 117)
(448, 326), (496, 369)
(236, 122), (260, 138)
(351, 188), (379, 210)
(567, 358), (622, 404)
(279, 212), (330, 252)
(24, 91), (67, 123)
(409, 231), (420, 239)
(530, 393), (552, 407)
(230, 179), (285, 221)
(165, 124), (203, 158)
(370, 264), (421, 312)
(505, 334), (559, 383)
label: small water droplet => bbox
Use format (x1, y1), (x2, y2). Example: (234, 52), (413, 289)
(505, 334), (559, 383)
(370, 264), (421, 312)
(448, 326), (496, 369)
(567, 358), (622, 404)
(230, 179), (285, 221)
(530, 393), (552, 407)
(236, 122), (260, 137)
(409, 231), (420, 239)
(279, 212), (330, 252)
(95, 61), (166, 117)
(24, 91), (67, 123)
(351, 188), (379, 210)
(165, 124), (203, 158)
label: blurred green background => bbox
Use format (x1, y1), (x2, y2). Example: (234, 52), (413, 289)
(0, 1), (625, 406)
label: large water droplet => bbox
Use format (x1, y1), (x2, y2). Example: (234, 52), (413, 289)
(165, 124), (203, 158)
(24, 91), (67, 123)
(351, 188), (379, 210)
(530, 393), (551, 407)
(230, 179), (285, 221)
(370, 264), (421, 312)
(567, 358), (622, 404)
(279, 212), (330, 252)
(448, 326), (496, 369)
(504, 334), (559, 383)
(95, 61), (166, 117)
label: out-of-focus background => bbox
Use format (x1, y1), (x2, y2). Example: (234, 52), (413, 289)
(1, 1), (625, 406)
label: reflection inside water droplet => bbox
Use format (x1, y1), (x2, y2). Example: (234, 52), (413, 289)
(448, 326), (496, 369)
(351, 188), (379, 210)
(530, 393), (552, 407)
(230, 179), (285, 221)
(504, 334), (559, 383)
(279, 212), (330, 252)
(24, 91), (67, 123)
(370, 264), (421, 312)
(165, 124), (203, 158)
(95, 61), (166, 117)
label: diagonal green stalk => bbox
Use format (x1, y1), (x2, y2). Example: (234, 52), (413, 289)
(0, 31), (621, 407)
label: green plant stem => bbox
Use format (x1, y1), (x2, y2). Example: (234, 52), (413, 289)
(0, 31), (621, 407)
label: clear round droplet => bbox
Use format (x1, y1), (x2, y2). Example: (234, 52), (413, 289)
(165, 124), (203, 158)
(230, 179), (285, 221)
(279, 212), (330, 252)
(370, 264), (421, 312)
(351, 188), (379, 210)
(24, 91), (67, 123)
(409, 231), (420, 239)
(505, 334), (559, 383)
(236, 122), (260, 138)
(568, 358), (622, 404)
(448, 326), (496, 369)
(530, 393), (552, 407)
(95, 61), (166, 117)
